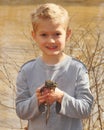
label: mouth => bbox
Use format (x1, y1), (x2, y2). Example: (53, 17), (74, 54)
(46, 45), (58, 50)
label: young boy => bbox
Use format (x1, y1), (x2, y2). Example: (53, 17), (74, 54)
(16, 3), (93, 130)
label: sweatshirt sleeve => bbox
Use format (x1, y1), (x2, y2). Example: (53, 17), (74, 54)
(56, 65), (93, 119)
(16, 68), (41, 120)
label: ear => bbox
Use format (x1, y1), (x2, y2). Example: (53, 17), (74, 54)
(31, 30), (36, 41)
(66, 29), (71, 41)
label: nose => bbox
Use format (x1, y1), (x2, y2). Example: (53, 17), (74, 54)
(48, 36), (55, 44)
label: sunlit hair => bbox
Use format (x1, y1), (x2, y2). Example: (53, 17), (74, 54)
(31, 3), (70, 31)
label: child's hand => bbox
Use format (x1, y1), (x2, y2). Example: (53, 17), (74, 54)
(36, 86), (49, 105)
(46, 88), (64, 105)
(36, 85), (64, 105)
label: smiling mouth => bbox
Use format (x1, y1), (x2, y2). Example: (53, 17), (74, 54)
(46, 46), (58, 50)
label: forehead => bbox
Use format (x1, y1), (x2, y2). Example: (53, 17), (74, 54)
(34, 19), (66, 32)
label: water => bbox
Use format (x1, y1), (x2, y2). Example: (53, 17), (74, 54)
(0, 1), (104, 130)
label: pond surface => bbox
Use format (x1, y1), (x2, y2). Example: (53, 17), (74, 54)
(0, 1), (104, 130)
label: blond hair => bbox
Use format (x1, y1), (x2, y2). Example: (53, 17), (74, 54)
(31, 3), (70, 31)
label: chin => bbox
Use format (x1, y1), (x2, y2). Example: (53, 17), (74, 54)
(48, 51), (62, 56)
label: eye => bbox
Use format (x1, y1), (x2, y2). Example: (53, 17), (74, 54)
(55, 32), (61, 36)
(40, 33), (47, 37)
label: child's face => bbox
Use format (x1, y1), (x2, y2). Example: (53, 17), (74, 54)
(32, 19), (70, 57)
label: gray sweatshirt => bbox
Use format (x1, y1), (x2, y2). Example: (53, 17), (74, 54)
(16, 56), (93, 130)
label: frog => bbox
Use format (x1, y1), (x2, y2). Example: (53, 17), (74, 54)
(40, 80), (57, 124)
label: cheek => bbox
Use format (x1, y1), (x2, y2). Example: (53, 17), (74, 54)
(59, 37), (66, 45)
(38, 41), (46, 48)
(60, 38), (66, 48)
(36, 38), (44, 45)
